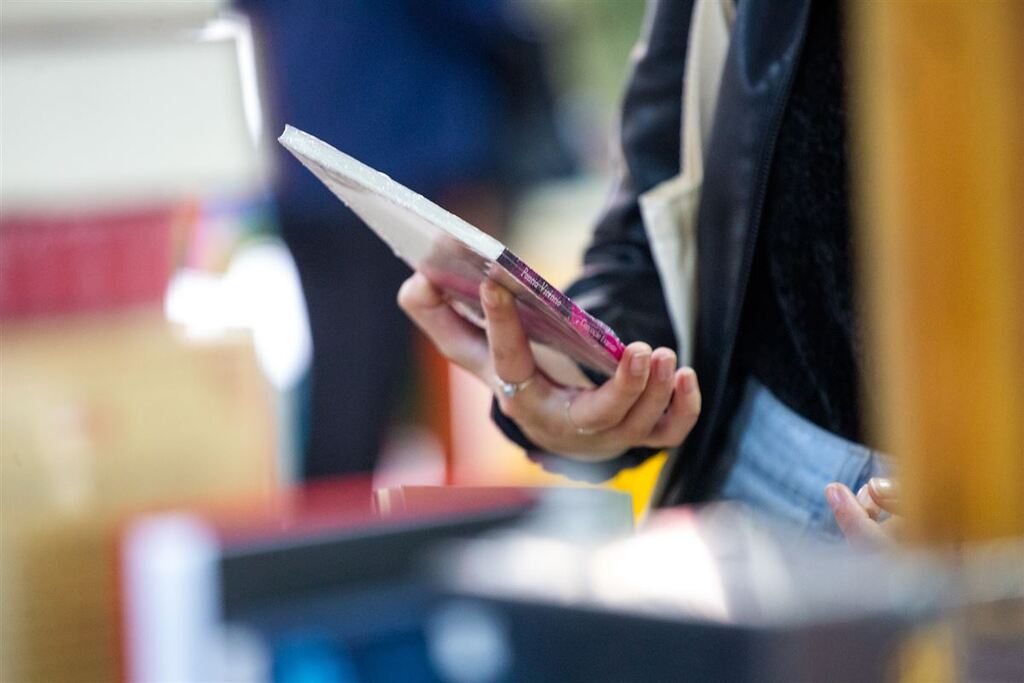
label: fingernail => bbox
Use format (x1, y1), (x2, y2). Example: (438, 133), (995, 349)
(482, 281), (506, 308)
(870, 477), (894, 496)
(825, 484), (842, 512)
(630, 351), (650, 377)
(657, 356), (673, 382)
(680, 370), (696, 393)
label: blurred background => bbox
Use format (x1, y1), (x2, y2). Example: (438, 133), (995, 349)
(3, 2), (1022, 682)
(0, 1), (654, 680)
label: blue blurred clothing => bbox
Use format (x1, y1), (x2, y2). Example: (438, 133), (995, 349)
(238, 0), (571, 479)
(718, 379), (891, 540)
(242, 0), (544, 217)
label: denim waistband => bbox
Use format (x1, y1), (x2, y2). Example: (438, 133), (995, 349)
(717, 378), (891, 538)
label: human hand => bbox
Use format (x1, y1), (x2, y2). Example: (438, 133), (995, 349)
(397, 273), (701, 461)
(825, 477), (902, 546)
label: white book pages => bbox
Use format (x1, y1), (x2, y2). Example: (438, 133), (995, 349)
(279, 125), (624, 379)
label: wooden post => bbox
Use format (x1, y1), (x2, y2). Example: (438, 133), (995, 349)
(849, 1), (1024, 546)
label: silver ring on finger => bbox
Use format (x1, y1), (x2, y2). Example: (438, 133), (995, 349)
(495, 373), (536, 399)
(565, 397), (596, 436)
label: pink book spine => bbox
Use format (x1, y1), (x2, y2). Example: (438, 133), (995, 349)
(496, 249), (626, 362)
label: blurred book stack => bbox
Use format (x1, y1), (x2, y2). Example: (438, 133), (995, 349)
(0, 2), (278, 680)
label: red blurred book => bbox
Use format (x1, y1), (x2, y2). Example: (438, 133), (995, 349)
(373, 485), (540, 517)
(0, 206), (178, 319)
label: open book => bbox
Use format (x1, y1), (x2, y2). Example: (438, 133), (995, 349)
(279, 125), (624, 379)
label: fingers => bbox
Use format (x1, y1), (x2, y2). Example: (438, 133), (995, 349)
(867, 477), (901, 515)
(858, 477), (901, 521)
(398, 273), (489, 373)
(826, 483), (892, 547)
(564, 342), (652, 432)
(403, 273), (701, 462)
(643, 368), (701, 448)
(610, 348), (677, 441)
(480, 279), (536, 384)
(856, 483), (883, 521)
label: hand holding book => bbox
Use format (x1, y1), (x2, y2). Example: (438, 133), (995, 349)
(279, 126), (624, 378)
(399, 273), (701, 462)
(279, 125), (701, 460)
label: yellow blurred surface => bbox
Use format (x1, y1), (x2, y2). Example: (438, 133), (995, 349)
(853, 0), (1024, 546)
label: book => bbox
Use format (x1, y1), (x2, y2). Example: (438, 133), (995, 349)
(278, 125), (625, 378)
(0, 205), (177, 319)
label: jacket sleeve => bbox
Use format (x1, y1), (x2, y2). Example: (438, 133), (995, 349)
(491, 0), (694, 481)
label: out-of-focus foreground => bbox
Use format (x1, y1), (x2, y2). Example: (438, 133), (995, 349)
(1, 1), (652, 679)
(1, 1), (1022, 682)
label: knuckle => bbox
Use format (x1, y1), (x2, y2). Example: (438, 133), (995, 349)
(484, 301), (511, 322)
(541, 409), (568, 438)
(588, 415), (619, 433)
(491, 344), (517, 366)
(610, 417), (643, 444)
(658, 424), (688, 447)
(617, 421), (647, 444)
(521, 421), (553, 451)
(547, 423), (569, 443)
(620, 376), (647, 399)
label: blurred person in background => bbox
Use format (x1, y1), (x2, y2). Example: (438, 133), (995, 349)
(401, 0), (898, 542)
(239, 0), (573, 480)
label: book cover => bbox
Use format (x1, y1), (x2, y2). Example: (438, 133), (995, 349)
(278, 125), (624, 377)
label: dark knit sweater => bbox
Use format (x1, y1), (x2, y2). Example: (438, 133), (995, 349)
(494, 1), (864, 479)
(737, 0), (863, 442)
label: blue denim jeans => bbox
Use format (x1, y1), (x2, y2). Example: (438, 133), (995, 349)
(717, 379), (891, 539)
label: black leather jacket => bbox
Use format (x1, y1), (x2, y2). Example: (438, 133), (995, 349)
(494, 0), (813, 506)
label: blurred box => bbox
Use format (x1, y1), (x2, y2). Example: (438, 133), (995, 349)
(117, 483), (633, 681)
(0, 7), (267, 214)
(1, 312), (277, 682)
(0, 5), (281, 679)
